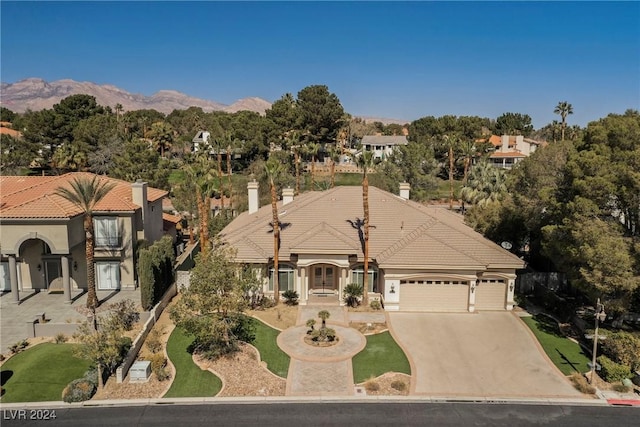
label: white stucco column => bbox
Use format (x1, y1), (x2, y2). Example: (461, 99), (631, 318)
(340, 267), (347, 304)
(61, 256), (72, 304)
(300, 267), (307, 304)
(9, 255), (20, 304)
(468, 279), (477, 312)
(506, 278), (516, 310)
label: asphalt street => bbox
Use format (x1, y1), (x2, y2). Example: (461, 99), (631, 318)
(1, 402), (638, 427)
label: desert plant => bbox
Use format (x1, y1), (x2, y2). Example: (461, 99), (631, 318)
(343, 283), (363, 308)
(370, 299), (382, 310)
(612, 383), (631, 393)
(145, 327), (164, 354)
(149, 353), (167, 374)
(62, 378), (96, 403)
(364, 379), (380, 392)
(391, 380), (407, 391)
(54, 333), (68, 344)
(0, 354), (5, 362)
(597, 355), (632, 382)
(306, 318), (316, 333)
(282, 289), (299, 306)
(569, 373), (596, 394)
(318, 310), (330, 328)
(106, 299), (140, 331)
(9, 339), (28, 354)
(155, 366), (170, 382)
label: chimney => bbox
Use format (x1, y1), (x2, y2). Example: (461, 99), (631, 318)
(132, 180), (149, 241)
(515, 135), (524, 152)
(248, 180), (259, 214)
(399, 182), (410, 200)
(501, 135), (509, 152)
(282, 187), (294, 205)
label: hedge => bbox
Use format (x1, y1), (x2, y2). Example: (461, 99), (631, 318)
(597, 355), (632, 382)
(138, 236), (175, 310)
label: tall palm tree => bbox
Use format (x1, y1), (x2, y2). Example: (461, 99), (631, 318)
(55, 175), (115, 310)
(185, 158), (217, 255)
(442, 135), (459, 210)
(554, 101), (573, 141)
(356, 151), (374, 306)
(149, 121), (174, 158)
(225, 132), (236, 214)
(327, 144), (341, 188)
(265, 158), (285, 304)
(285, 130), (302, 196)
(306, 142), (321, 190)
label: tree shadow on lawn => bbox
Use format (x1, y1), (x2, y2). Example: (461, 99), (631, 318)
(555, 348), (587, 374)
(1, 370), (13, 386)
(534, 314), (565, 338)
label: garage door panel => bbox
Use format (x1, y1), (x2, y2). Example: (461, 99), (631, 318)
(475, 283), (506, 310)
(400, 284), (468, 312)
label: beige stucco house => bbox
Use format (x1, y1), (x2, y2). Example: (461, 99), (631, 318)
(486, 135), (545, 169)
(219, 182), (525, 312)
(0, 173), (169, 303)
(361, 135), (408, 161)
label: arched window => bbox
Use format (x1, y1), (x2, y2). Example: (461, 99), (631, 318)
(350, 265), (378, 292)
(269, 265), (295, 292)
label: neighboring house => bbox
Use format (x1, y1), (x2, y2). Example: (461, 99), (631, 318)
(0, 173), (168, 302)
(360, 135), (408, 160)
(191, 130), (211, 153)
(485, 135), (544, 169)
(0, 122), (22, 138)
(219, 182), (525, 312)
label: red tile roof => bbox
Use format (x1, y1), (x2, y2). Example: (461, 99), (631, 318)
(0, 173), (167, 219)
(489, 152), (527, 158)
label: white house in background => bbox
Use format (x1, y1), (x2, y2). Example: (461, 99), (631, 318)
(486, 135), (545, 169)
(361, 135), (409, 160)
(192, 130), (211, 153)
(218, 182), (525, 312)
(0, 173), (171, 303)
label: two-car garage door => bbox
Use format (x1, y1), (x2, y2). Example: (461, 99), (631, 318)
(399, 281), (469, 312)
(398, 279), (507, 312)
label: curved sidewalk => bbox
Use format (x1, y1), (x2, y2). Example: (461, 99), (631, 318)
(279, 307), (366, 396)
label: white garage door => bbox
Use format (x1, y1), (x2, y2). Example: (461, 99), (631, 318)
(475, 282), (506, 310)
(399, 283), (468, 312)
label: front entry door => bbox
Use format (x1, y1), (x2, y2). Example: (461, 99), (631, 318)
(45, 259), (61, 289)
(313, 265), (335, 292)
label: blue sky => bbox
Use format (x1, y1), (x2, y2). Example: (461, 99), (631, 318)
(1, 1), (638, 128)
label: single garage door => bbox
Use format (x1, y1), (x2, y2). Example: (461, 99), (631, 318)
(399, 283), (468, 312)
(475, 281), (506, 310)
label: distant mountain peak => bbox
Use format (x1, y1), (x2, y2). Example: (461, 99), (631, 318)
(0, 78), (272, 115)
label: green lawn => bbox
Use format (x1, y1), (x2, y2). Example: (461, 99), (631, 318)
(352, 331), (411, 383)
(0, 343), (91, 403)
(521, 315), (592, 375)
(163, 328), (222, 398)
(250, 319), (290, 377)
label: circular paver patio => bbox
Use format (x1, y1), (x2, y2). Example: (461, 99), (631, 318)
(277, 325), (366, 362)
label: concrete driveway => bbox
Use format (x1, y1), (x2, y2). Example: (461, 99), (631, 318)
(387, 312), (585, 398)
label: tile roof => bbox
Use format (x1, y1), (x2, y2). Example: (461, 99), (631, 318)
(219, 186), (524, 270)
(489, 152), (527, 158)
(361, 135), (409, 146)
(0, 173), (167, 219)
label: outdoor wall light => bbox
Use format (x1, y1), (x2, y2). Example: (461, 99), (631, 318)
(390, 284), (396, 293)
(73, 261), (78, 271)
(37, 264), (42, 271)
(509, 283), (514, 292)
(470, 283), (475, 293)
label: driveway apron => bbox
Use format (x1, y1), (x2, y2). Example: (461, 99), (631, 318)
(387, 311), (585, 398)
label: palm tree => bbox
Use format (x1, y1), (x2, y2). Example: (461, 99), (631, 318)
(443, 135), (459, 210)
(265, 158), (284, 304)
(356, 151), (374, 306)
(554, 101), (573, 141)
(114, 103), (123, 133)
(55, 175), (115, 310)
(185, 157), (217, 255)
(327, 144), (341, 188)
(285, 130), (302, 196)
(460, 160), (507, 208)
(306, 142), (321, 190)
(148, 121), (174, 157)
(225, 132), (236, 214)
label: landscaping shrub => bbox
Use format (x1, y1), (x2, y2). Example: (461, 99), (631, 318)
(568, 373), (596, 395)
(364, 379), (380, 392)
(0, 354), (5, 362)
(597, 355), (632, 382)
(306, 319), (316, 333)
(155, 366), (170, 382)
(61, 378), (96, 403)
(370, 300), (382, 310)
(83, 367), (99, 387)
(106, 299), (140, 331)
(602, 331), (640, 372)
(138, 236), (175, 311)
(149, 353), (167, 374)
(391, 380), (407, 392)
(282, 290), (299, 306)
(343, 283), (363, 308)
(9, 339), (28, 354)
(258, 296), (276, 309)
(145, 328), (164, 354)
(612, 383), (631, 393)
(54, 333), (68, 344)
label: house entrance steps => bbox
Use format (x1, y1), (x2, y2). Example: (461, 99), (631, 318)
(278, 305), (366, 396)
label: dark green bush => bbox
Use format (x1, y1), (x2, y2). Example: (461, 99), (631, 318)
(62, 379), (96, 403)
(138, 235), (175, 311)
(83, 367), (99, 387)
(370, 300), (382, 310)
(282, 290), (299, 306)
(602, 331), (640, 372)
(343, 283), (363, 308)
(598, 355), (632, 382)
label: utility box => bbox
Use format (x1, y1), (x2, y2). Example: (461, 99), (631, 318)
(130, 361), (151, 382)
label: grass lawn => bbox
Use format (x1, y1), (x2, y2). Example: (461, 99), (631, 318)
(352, 331), (411, 383)
(250, 319), (290, 377)
(521, 315), (592, 375)
(0, 343), (91, 403)
(163, 328), (222, 398)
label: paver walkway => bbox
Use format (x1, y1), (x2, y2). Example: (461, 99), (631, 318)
(278, 305), (366, 396)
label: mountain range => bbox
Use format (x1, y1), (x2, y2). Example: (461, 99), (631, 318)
(0, 78), (408, 124)
(0, 78), (272, 115)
